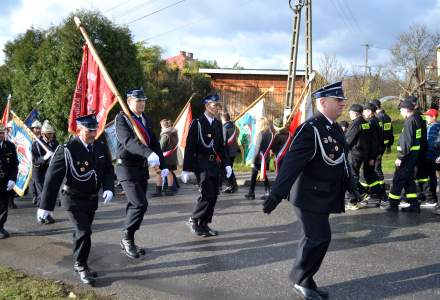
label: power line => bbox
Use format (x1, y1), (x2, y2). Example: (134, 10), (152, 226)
(115, 0), (164, 19)
(126, 0), (187, 24)
(328, 0), (357, 35)
(139, 0), (254, 41)
(104, 0), (136, 12)
(337, 0), (363, 35)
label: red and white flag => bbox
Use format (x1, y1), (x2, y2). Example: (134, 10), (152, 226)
(1, 94), (11, 128)
(174, 101), (192, 165)
(68, 45), (117, 137)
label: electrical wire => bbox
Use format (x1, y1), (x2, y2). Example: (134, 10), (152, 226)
(125, 0), (187, 24)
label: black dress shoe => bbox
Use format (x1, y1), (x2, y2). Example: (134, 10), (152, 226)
(200, 223), (218, 237)
(120, 240), (140, 259)
(293, 284), (323, 300)
(245, 193), (255, 200)
(0, 228), (10, 239)
(186, 218), (204, 236)
(315, 288), (329, 299)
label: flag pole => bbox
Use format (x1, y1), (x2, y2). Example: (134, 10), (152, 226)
(233, 87), (274, 122)
(10, 111), (51, 153)
(73, 17), (147, 145)
(284, 72), (316, 127)
(173, 93), (195, 126)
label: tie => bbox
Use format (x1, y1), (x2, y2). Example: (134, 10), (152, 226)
(87, 144), (93, 153)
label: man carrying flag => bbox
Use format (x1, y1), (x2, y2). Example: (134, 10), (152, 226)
(115, 88), (169, 259)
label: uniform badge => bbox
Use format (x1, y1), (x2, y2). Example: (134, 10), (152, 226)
(207, 134), (212, 138)
(335, 146), (339, 151)
(323, 138), (328, 143)
(85, 161), (89, 166)
(326, 125), (331, 131)
(328, 136), (333, 142)
(80, 167), (85, 172)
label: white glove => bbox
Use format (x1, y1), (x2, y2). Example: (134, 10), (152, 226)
(147, 152), (160, 167)
(225, 166), (232, 178)
(6, 180), (15, 191)
(181, 171), (189, 184)
(102, 190), (113, 204)
(161, 168), (169, 178)
(37, 208), (51, 220)
(43, 151), (53, 160)
(436, 156), (440, 164)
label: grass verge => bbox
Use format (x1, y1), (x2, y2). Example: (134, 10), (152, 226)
(0, 265), (112, 300)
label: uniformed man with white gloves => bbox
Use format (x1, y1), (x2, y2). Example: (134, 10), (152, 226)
(37, 114), (114, 285)
(0, 123), (19, 239)
(181, 94), (231, 237)
(115, 88), (168, 258)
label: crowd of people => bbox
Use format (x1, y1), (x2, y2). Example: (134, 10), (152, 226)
(2, 81), (440, 295)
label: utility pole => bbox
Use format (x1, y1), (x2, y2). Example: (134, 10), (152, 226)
(361, 43), (371, 76)
(284, 0), (312, 123)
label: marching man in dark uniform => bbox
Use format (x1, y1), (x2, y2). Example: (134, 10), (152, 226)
(383, 98), (421, 212)
(30, 120), (42, 205)
(181, 94), (232, 237)
(221, 112), (239, 193)
(0, 124), (19, 239)
(32, 120), (59, 223)
(115, 88), (168, 258)
(37, 114), (114, 285)
(263, 82), (359, 300)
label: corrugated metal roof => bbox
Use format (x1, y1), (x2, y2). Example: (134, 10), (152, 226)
(199, 68), (306, 76)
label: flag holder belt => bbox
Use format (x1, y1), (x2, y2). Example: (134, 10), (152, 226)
(62, 185), (98, 199)
(197, 154), (217, 162)
(116, 158), (148, 168)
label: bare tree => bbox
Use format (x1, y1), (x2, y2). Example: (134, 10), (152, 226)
(317, 53), (347, 84)
(391, 24), (440, 108)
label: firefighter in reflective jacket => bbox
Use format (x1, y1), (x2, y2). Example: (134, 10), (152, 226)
(344, 104), (373, 210)
(384, 98), (421, 212)
(363, 102), (386, 201)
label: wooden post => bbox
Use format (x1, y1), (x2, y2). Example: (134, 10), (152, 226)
(73, 17), (146, 145)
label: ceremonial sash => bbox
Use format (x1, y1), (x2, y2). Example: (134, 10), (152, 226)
(132, 116), (151, 146)
(227, 126), (238, 146)
(163, 145), (178, 157)
(259, 131), (274, 180)
(274, 133), (293, 176)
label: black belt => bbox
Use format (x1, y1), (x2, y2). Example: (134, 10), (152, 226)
(62, 185), (98, 199)
(116, 158), (148, 168)
(198, 154), (217, 162)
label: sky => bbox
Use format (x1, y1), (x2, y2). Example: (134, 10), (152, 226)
(0, 0), (439, 71)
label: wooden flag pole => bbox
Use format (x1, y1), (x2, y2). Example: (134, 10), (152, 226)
(173, 92), (196, 126)
(10, 111), (51, 153)
(233, 87), (274, 122)
(73, 17), (146, 145)
(284, 72), (316, 127)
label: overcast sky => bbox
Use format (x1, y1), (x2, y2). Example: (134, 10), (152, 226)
(0, 0), (439, 71)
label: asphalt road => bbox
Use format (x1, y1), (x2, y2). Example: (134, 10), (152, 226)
(1, 181), (440, 300)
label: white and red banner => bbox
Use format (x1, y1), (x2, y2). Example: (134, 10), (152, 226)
(1, 95), (11, 128)
(174, 101), (192, 166)
(68, 45), (117, 137)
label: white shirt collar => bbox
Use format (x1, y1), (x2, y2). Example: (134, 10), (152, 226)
(78, 136), (93, 150)
(204, 112), (214, 125)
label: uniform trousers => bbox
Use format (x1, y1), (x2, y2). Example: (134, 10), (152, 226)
(193, 160), (220, 223)
(32, 167), (48, 205)
(290, 207), (331, 289)
(347, 155), (380, 201)
(64, 195), (97, 267)
(388, 156), (418, 204)
(374, 152), (386, 196)
(416, 157), (432, 201)
(0, 191), (9, 229)
(121, 177), (148, 233)
(248, 163), (270, 194)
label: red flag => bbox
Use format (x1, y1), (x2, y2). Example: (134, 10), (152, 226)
(68, 45), (117, 137)
(2, 97), (11, 128)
